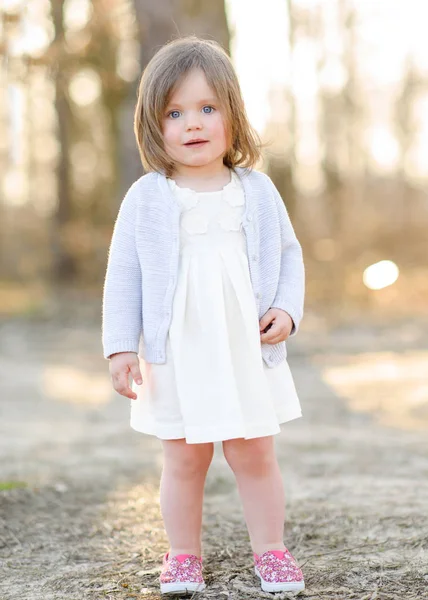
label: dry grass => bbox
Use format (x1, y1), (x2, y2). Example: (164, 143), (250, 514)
(0, 318), (427, 600)
(1, 479), (427, 600)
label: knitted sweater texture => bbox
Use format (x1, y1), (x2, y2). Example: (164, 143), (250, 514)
(102, 167), (305, 367)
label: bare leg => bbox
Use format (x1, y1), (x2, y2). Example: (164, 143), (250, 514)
(222, 436), (286, 556)
(160, 439), (214, 559)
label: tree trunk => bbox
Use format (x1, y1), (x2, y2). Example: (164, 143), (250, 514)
(50, 0), (77, 281)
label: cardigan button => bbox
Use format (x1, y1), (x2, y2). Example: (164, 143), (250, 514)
(247, 214), (253, 222)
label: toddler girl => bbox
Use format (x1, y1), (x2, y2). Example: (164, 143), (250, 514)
(102, 35), (305, 596)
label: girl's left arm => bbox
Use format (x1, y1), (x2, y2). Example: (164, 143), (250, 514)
(269, 181), (305, 337)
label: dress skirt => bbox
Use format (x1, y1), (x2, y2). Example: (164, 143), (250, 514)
(130, 170), (302, 444)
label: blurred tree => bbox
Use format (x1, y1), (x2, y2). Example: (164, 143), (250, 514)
(394, 58), (419, 228)
(264, 0), (297, 221)
(75, 0), (133, 219)
(50, 0), (76, 280)
(47, 0), (134, 280)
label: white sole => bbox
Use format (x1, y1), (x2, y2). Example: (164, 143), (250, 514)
(160, 581), (206, 595)
(255, 566), (305, 594)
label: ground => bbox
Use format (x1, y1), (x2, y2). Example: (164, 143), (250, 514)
(0, 313), (427, 600)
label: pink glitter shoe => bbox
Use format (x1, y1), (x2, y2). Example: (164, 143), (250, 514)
(254, 548), (305, 594)
(159, 552), (206, 596)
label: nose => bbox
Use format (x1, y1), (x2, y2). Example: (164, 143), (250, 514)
(184, 111), (202, 131)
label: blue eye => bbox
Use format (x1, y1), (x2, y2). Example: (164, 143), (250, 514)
(167, 106), (215, 119)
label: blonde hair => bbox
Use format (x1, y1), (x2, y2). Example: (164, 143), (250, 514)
(134, 35), (264, 177)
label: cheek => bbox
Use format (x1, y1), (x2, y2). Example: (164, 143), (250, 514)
(211, 115), (228, 141)
(162, 121), (179, 146)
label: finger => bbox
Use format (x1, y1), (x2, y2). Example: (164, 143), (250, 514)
(261, 321), (274, 334)
(260, 326), (287, 344)
(259, 311), (274, 330)
(268, 333), (288, 344)
(113, 370), (137, 400)
(260, 323), (275, 342)
(130, 363), (143, 385)
(259, 319), (271, 331)
(260, 331), (276, 344)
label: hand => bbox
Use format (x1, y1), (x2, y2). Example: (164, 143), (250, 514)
(109, 352), (143, 400)
(259, 308), (293, 345)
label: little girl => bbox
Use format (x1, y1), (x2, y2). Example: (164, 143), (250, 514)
(102, 36), (305, 596)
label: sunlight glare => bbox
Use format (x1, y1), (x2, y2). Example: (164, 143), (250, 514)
(13, 25), (50, 57)
(226, 0), (289, 133)
(64, 0), (93, 31)
(367, 127), (400, 173)
(2, 0), (25, 10)
(69, 69), (101, 106)
(291, 39), (318, 98)
(319, 58), (347, 94)
(3, 169), (27, 206)
(363, 261), (399, 291)
(404, 139), (428, 184)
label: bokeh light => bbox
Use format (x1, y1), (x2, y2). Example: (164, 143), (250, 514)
(363, 260), (399, 291)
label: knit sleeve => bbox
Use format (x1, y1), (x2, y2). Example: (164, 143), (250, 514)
(102, 183), (142, 359)
(268, 178), (305, 337)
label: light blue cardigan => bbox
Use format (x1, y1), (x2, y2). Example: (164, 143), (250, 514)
(102, 167), (305, 367)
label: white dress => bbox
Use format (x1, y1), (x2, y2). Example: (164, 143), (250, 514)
(130, 169), (302, 444)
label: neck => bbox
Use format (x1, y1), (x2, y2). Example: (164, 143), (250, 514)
(171, 158), (230, 178)
(170, 163), (232, 191)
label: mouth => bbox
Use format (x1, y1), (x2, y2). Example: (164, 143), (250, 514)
(184, 140), (208, 148)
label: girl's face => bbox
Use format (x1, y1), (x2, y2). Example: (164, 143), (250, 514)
(162, 69), (229, 175)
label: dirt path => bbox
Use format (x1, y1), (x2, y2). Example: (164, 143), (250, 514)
(0, 316), (427, 600)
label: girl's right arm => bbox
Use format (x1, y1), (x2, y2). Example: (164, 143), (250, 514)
(102, 182), (143, 398)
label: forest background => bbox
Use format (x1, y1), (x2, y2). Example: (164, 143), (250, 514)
(1, 0), (427, 322)
(0, 2), (427, 600)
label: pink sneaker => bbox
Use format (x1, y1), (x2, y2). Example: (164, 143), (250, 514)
(254, 548), (305, 594)
(159, 552), (206, 596)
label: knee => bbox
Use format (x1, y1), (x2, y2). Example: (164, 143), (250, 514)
(222, 437), (276, 476)
(163, 441), (214, 479)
